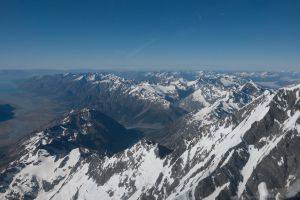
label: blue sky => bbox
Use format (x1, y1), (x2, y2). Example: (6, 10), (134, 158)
(0, 0), (299, 70)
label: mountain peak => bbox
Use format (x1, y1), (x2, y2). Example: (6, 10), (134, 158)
(40, 108), (142, 155)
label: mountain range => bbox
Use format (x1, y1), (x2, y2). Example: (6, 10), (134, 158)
(0, 71), (299, 200)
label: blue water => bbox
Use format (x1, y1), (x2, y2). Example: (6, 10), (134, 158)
(0, 104), (15, 122)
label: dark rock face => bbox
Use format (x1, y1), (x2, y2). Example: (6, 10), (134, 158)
(192, 87), (300, 200)
(41, 109), (143, 155)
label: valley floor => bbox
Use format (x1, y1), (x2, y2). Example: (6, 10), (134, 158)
(0, 91), (67, 147)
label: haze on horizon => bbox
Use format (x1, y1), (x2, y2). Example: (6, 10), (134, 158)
(0, 0), (300, 71)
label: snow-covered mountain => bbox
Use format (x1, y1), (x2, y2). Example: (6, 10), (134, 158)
(20, 73), (187, 127)
(20, 72), (263, 128)
(1, 71), (299, 200)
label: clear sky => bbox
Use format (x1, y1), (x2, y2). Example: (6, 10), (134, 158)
(0, 0), (300, 71)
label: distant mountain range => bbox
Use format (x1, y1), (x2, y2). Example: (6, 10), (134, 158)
(0, 71), (299, 200)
